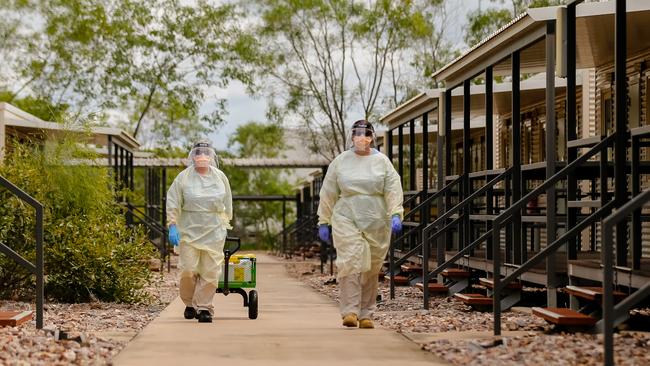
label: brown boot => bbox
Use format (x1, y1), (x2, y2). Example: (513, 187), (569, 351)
(358, 318), (374, 329)
(342, 313), (358, 327)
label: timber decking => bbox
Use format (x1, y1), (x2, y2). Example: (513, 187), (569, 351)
(0, 311), (33, 327)
(532, 307), (597, 327)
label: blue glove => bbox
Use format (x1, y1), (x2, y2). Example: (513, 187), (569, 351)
(391, 215), (402, 234)
(318, 224), (330, 242)
(168, 224), (180, 246)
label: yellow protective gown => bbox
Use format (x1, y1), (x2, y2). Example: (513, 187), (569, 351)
(166, 166), (233, 286)
(317, 149), (403, 277)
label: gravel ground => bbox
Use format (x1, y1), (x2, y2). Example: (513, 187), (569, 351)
(3, 253), (648, 365)
(0, 257), (180, 365)
(282, 256), (650, 366)
(422, 331), (650, 366)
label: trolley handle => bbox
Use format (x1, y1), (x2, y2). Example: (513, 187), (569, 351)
(225, 236), (241, 257)
(222, 236), (240, 295)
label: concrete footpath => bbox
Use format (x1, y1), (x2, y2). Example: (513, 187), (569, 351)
(114, 253), (448, 366)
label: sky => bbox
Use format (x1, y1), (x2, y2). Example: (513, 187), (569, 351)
(208, 0), (492, 152)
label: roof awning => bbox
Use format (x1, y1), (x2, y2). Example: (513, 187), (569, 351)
(1, 102), (140, 151)
(381, 74), (574, 130)
(432, 0), (650, 87)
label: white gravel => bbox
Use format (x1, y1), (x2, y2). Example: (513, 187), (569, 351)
(282, 256), (650, 366)
(4, 253), (648, 365)
(0, 257), (180, 365)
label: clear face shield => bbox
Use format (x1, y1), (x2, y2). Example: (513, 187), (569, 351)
(348, 127), (376, 153)
(188, 145), (218, 169)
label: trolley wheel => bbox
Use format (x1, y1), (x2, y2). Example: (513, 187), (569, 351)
(248, 290), (258, 319)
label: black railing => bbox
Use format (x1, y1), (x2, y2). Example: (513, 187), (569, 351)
(491, 134), (614, 335)
(389, 175), (464, 298)
(421, 167), (513, 307)
(391, 175), (463, 259)
(283, 214), (318, 258)
(499, 200), (615, 288)
(403, 190), (422, 207)
(601, 188), (650, 366)
(275, 221), (297, 255)
(0, 175), (44, 329)
(124, 202), (170, 272)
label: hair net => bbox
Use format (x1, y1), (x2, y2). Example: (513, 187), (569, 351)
(188, 141), (218, 168)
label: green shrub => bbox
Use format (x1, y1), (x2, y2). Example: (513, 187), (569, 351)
(0, 139), (154, 303)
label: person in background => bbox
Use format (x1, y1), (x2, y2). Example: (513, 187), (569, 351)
(317, 120), (404, 329)
(167, 141), (233, 323)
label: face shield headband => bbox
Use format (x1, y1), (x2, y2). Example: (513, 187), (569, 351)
(349, 127), (375, 152)
(188, 144), (218, 169)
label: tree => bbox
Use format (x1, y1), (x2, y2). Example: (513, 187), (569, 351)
(221, 122), (295, 248)
(465, 0), (566, 49)
(409, 0), (458, 89)
(0, 91), (70, 122)
(464, 8), (513, 48)
(1, 0), (259, 148)
(249, 0), (447, 159)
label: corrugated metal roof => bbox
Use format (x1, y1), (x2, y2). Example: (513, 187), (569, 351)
(432, 1), (650, 85)
(432, 11), (531, 82)
(0, 102), (140, 150)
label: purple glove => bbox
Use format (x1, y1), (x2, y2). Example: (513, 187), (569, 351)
(318, 224), (330, 242)
(391, 215), (402, 234)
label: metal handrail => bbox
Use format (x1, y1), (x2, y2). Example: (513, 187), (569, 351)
(291, 215), (317, 235)
(275, 221), (298, 254)
(391, 175), (464, 247)
(427, 228), (493, 279)
(408, 175), (463, 217)
(419, 167), (513, 307)
(491, 133), (613, 335)
(389, 171), (509, 299)
(391, 176), (465, 265)
(124, 203), (170, 272)
(499, 200), (615, 287)
(493, 135), (612, 230)
(124, 202), (166, 232)
(0, 175), (44, 329)
(602, 188), (650, 366)
(283, 214), (318, 255)
(423, 168), (513, 237)
(403, 190), (422, 208)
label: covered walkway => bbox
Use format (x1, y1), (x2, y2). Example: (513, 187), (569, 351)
(113, 253), (447, 366)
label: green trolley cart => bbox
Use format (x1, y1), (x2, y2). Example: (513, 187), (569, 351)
(217, 237), (258, 319)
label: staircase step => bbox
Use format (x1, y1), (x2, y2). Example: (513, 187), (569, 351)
(521, 215), (546, 223)
(469, 214), (497, 221)
(561, 286), (626, 302)
(631, 125), (650, 137)
(453, 293), (492, 306)
(0, 311), (33, 327)
(402, 221), (420, 228)
(532, 307), (597, 326)
(415, 282), (448, 293)
(401, 264), (423, 274)
(441, 268), (471, 278)
(393, 275), (410, 286)
(567, 136), (601, 149)
(567, 200), (602, 208)
(479, 278), (523, 290)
